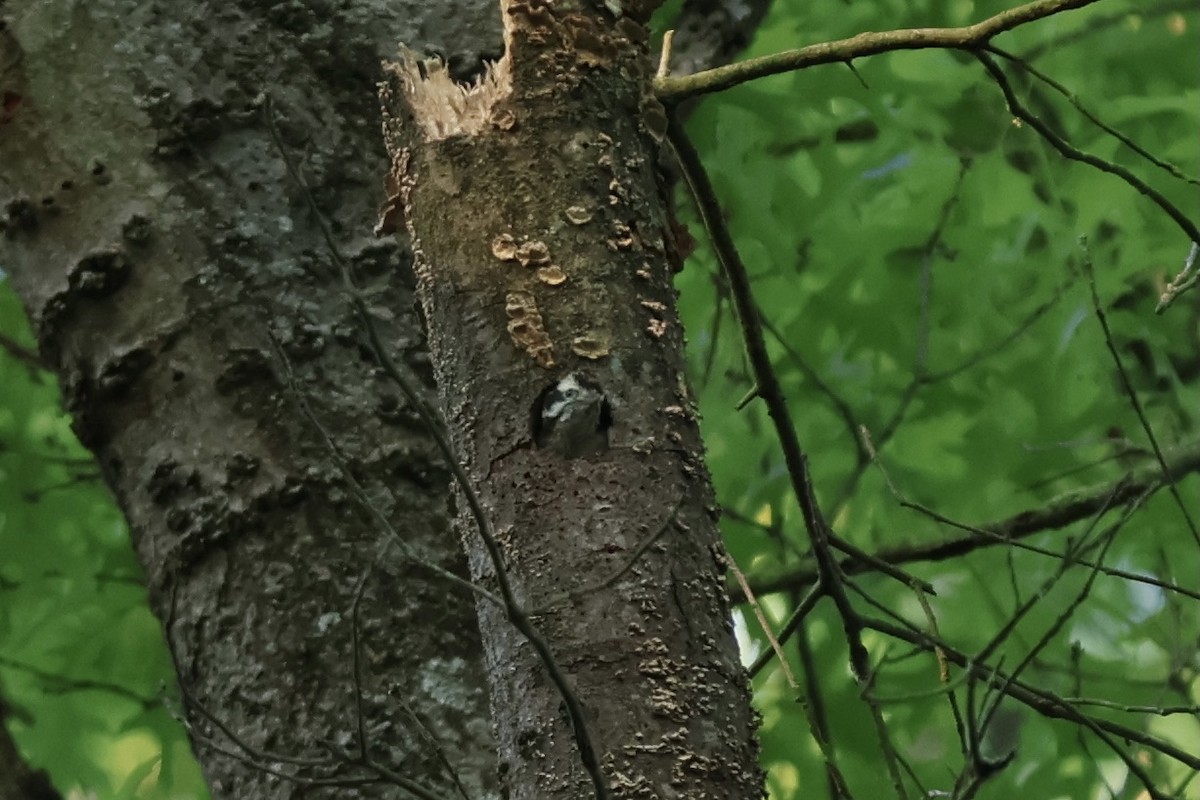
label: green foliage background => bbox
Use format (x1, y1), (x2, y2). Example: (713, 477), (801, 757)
(0, 288), (208, 799)
(672, 1), (1200, 798)
(2, 0), (1198, 798)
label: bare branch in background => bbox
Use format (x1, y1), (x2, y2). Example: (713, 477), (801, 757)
(656, 0), (1105, 101)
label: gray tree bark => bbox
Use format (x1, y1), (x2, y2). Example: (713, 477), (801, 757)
(0, 0), (768, 797)
(0, 2), (502, 797)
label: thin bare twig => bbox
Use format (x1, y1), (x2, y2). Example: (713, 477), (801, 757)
(842, 476), (1178, 798)
(862, 669), (911, 800)
(728, 553), (798, 689)
(975, 52), (1200, 245)
(0, 331), (44, 370)
(969, 485), (1124, 671)
(1060, 697), (1200, 716)
(668, 114), (872, 683)
(163, 586), (437, 794)
(656, 29), (675, 79)
(535, 496), (682, 612)
(760, 314), (867, 468)
(825, 162), (970, 513)
(655, 0), (1105, 102)
(1081, 238), (1200, 547)
(349, 572), (371, 763)
(743, 438), (1200, 599)
(268, 335), (496, 604)
(792, 622), (842, 799)
(745, 576), (856, 799)
(974, 500), (1139, 748)
(987, 45), (1200, 188)
(861, 615), (1200, 773)
(1157, 241), (1199, 313)
(0, 654), (156, 707)
(747, 580), (822, 679)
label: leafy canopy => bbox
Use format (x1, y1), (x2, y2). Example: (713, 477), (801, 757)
(672, 1), (1199, 798)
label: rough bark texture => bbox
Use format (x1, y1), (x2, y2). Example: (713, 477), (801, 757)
(671, 0), (772, 79)
(0, 1), (503, 797)
(379, 2), (763, 798)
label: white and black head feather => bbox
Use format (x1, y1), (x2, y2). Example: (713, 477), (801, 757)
(532, 373), (612, 458)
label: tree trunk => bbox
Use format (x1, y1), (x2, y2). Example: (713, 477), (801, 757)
(0, 0), (764, 797)
(0, 2), (503, 797)
(378, 2), (761, 798)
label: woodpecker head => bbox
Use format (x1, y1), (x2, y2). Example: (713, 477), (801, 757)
(532, 372), (612, 458)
